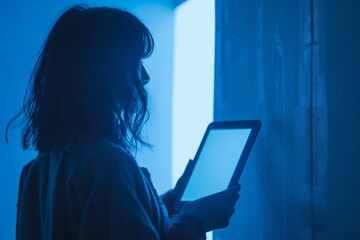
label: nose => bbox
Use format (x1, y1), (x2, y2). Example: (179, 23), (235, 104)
(141, 65), (150, 85)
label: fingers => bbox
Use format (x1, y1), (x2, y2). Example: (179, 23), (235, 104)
(216, 184), (241, 201)
(183, 159), (194, 173)
(187, 158), (194, 167)
(220, 185), (241, 215)
(229, 184), (241, 192)
(218, 205), (235, 229)
(224, 184), (241, 194)
(181, 184), (242, 232)
(228, 192), (240, 202)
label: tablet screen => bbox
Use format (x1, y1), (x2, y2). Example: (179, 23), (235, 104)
(181, 128), (252, 201)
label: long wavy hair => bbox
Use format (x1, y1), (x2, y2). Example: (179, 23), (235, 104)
(5, 5), (154, 153)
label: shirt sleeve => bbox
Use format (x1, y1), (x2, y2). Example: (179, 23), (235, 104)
(142, 169), (206, 240)
(160, 191), (206, 240)
(71, 141), (159, 240)
(164, 214), (207, 240)
(16, 161), (31, 240)
(160, 190), (177, 217)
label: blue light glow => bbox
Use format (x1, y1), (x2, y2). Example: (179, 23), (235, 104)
(172, 0), (215, 185)
(172, 1), (215, 238)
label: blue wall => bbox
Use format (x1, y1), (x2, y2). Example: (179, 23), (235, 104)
(322, 1), (360, 238)
(213, 0), (360, 239)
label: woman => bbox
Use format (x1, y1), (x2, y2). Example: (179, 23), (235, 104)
(7, 5), (240, 240)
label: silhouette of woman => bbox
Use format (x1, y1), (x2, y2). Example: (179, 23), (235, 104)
(7, 5), (240, 240)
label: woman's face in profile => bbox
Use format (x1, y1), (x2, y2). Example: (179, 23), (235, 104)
(139, 63), (150, 85)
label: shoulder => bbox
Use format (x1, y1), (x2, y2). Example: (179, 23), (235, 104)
(19, 153), (46, 182)
(17, 153), (48, 207)
(64, 137), (147, 207)
(81, 136), (132, 159)
(65, 136), (141, 181)
(67, 136), (135, 166)
(21, 159), (35, 177)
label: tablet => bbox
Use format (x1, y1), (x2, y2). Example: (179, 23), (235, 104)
(174, 120), (261, 210)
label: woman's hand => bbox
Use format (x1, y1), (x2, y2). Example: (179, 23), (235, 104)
(179, 184), (241, 232)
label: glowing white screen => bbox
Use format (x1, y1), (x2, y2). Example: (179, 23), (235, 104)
(181, 128), (252, 201)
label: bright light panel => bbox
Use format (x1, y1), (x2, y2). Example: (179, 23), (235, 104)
(172, 0), (215, 184)
(172, 0), (215, 238)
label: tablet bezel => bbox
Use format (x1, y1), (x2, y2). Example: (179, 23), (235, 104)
(173, 120), (261, 211)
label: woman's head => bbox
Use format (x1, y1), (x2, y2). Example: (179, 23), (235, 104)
(6, 5), (154, 152)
